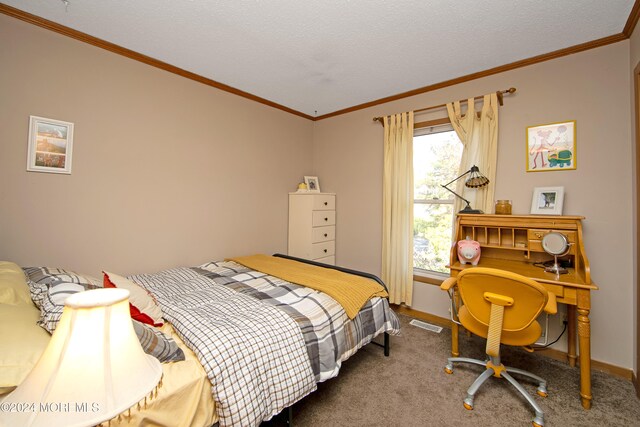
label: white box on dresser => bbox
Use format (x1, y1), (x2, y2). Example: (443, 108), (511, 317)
(288, 192), (336, 265)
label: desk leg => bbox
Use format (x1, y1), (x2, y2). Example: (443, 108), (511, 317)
(451, 288), (460, 357)
(451, 322), (459, 357)
(577, 289), (592, 410)
(567, 305), (577, 367)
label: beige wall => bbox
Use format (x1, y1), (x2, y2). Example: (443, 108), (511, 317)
(313, 42), (634, 368)
(0, 15), (313, 276)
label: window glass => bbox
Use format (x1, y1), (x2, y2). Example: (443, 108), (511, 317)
(413, 128), (463, 274)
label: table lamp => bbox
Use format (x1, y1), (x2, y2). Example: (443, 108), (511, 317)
(0, 288), (162, 427)
(441, 165), (490, 214)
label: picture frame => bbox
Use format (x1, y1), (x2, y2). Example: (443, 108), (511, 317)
(530, 186), (565, 215)
(27, 115), (74, 174)
(526, 120), (576, 172)
(304, 176), (320, 192)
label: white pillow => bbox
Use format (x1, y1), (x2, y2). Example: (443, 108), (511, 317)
(103, 271), (163, 327)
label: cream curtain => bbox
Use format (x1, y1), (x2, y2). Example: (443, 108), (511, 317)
(381, 111), (414, 306)
(446, 93), (499, 214)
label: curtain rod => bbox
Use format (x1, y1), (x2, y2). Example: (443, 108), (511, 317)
(372, 87), (516, 123)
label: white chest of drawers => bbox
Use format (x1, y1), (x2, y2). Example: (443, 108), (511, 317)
(287, 192), (336, 265)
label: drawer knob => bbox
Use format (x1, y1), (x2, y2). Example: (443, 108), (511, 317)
(324, 217), (328, 221)
(324, 202), (328, 206)
(324, 249), (327, 253)
(324, 233), (328, 237)
(535, 232), (543, 238)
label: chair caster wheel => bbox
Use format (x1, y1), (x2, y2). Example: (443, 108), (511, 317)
(536, 390), (548, 398)
(463, 402), (473, 411)
(444, 367), (453, 374)
(532, 413), (545, 427)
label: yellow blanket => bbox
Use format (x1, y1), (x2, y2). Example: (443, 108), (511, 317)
(228, 255), (388, 319)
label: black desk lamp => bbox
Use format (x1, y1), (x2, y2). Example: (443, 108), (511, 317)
(441, 165), (490, 214)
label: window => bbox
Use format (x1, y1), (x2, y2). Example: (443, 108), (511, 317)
(413, 126), (463, 275)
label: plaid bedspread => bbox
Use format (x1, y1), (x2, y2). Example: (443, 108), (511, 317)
(197, 260), (401, 381)
(130, 260), (400, 426)
(130, 267), (316, 427)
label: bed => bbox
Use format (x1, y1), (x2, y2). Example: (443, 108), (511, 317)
(1, 254), (400, 427)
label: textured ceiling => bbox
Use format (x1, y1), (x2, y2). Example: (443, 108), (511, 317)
(2, 0), (635, 117)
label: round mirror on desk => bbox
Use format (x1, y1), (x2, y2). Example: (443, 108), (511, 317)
(541, 232), (570, 275)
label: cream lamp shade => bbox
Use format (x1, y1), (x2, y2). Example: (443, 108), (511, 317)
(0, 288), (162, 427)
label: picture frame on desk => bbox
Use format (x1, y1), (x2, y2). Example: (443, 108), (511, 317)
(530, 186), (564, 215)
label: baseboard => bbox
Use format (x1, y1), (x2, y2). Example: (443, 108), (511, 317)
(391, 304), (451, 328)
(535, 347), (634, 381)
(392, 304), (634, 382)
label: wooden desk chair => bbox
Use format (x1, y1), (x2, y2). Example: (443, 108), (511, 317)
(441, 267), (557, 427)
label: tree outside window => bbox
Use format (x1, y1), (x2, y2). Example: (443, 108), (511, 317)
(413, 128), (463, 274)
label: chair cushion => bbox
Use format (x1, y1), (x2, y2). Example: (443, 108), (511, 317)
(459, 305), (542, 347)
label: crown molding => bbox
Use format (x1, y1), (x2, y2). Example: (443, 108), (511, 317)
(314, 32), (627, 121)
(624, 0), (640, 37)
(0, 3), (314, 121)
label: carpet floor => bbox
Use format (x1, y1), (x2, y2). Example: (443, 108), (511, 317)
(263, 314), (640, 426)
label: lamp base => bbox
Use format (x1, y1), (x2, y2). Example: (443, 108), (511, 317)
(458, 207), (484, 214)
(545, 256), (568, 275)
(545, 264), (568, 275)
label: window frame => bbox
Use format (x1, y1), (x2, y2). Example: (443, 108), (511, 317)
(412, 118), (460, 285)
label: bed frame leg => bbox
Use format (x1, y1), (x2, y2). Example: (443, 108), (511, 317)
(384, 332), (390, 357)
(287, 405), (293, 426)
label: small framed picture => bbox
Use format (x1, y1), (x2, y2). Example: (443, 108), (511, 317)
(27, 116), (74, 174)
(530, 186), (564, 215)
(304, 176), (320, 192)
(526, 120), (576, 172)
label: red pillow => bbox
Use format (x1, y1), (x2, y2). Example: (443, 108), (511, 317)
(103, 272), (163, 327)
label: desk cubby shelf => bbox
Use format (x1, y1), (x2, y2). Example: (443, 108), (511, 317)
(460, 226), (528, 250)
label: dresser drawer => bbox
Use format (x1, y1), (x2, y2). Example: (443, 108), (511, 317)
(312, 211), (336, 227)
(315, 255), (335, 265)
(312, 226), (335, 243)
(313, 195), (336, 210)
(312, 241), (335, 259)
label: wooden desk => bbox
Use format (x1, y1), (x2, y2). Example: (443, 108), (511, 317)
(448, 214), (598, 409)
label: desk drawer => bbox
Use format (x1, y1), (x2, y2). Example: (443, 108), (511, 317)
(542, 283), (564, 298)
(528, 229), (576, 242)
(528, 230), (576, 254)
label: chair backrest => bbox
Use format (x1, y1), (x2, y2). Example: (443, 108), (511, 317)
(457, 267), (548, 332)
